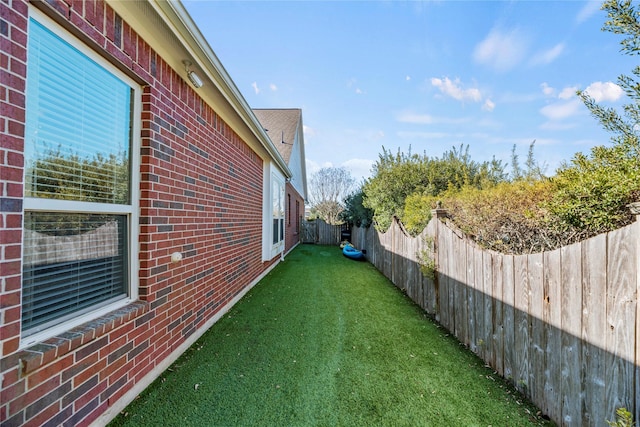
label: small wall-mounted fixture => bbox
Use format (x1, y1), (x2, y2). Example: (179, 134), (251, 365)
(182, 60), (203, 88)
(171, 251), (183, 263)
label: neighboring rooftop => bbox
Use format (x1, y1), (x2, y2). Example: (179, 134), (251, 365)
(253, 109), (302, 163)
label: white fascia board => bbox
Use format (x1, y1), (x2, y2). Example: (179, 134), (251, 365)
(113, 0), (291, 178)
(296, 115), (309, 202)
(158, 1), (291, 177)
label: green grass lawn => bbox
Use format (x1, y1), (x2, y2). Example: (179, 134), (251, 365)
(110, 244), (553, 427)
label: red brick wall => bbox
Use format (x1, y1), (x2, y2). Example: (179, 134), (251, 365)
(285, 182), (304, 254)
(0, 1), (278, 426)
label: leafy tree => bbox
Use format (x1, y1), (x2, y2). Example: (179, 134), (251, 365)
(340, 187), (373, 227)
(510, 141), (546, 181)
(363, 145), (506, 231)
(25, 149), (129, 234)
(308, 166), (356, 224)
(547, 0), (640, 237)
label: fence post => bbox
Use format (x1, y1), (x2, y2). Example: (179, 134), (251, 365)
(430, 206), (448, 259)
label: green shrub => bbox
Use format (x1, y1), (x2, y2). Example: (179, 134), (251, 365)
(545, 141), (640, 240)
(436, 180), (558, 253)
(607, 407), (635, 427)
(363, 145), (506, 232)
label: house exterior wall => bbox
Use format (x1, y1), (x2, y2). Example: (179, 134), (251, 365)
(288, 118), (307, 205)
(285, 182), (305, 254)
(0, 1), (280, 426)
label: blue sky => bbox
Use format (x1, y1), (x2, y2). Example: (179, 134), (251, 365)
(183, 0), (635, 182)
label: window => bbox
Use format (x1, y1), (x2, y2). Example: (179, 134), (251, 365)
(21, 13), (140, 343)
(272, 177), (285, 245)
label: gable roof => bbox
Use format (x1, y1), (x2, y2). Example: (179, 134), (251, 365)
(253, 108), (308, 201)
(252, 109), (301, 163)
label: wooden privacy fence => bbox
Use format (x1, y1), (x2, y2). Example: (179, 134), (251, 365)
(351, 209), (639, 427)
(23, 221), (120, 266)
(300, 219), (343, 245)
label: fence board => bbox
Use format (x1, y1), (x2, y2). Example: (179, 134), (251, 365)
(316, 220), (342, 245)
(605, 225), (637, 419)
(24, 222), (119, 266)
(473, 246), (485, 355)
(491, 253), (504, 376)
(481, 251), (493, 362)
(543, 249), (562, 421)
(561, 242), (582, 426)
(406, 230), (419, 303)
(467, 245), (477, 352)
(527, 253), (544, 406)
(454, 232), (467, 345)
(422, 221), (437, 315)
(502, 254), (515, 381)
(440, 226), (452, 331)
(382, 229), (392, 279)
(514, 255), (530, 395)
(582, 234), (607, 426)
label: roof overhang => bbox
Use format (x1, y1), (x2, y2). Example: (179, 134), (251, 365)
(107, 0), (292, 177)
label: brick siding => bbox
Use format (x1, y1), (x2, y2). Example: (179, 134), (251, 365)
(285, 183), (305, 254)
(0, 1), (279, 425)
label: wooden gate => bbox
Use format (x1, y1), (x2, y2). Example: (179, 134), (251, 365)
(301, 220), (317, 243)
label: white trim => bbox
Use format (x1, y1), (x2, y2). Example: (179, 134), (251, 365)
(148, 1), (292, 178)
(23, 198), (135, 215)
(90, 258), (281, 427)
(20, 9), (141, 348)
(262, 162), (285, 261)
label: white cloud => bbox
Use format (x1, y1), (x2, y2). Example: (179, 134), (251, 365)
(397, 131), (449, 139)
(341, 158), (375, 181)
(269, 83), (278, 91)
(540, 82), (555, 97)
(559, 86), (578, 100)
(540, 121), (578, 131)
(473, 28), (528, 72)
(431, 77), (482, 102)
(347, 78), (364, 94)
(303, 125), (316, 139)
(584, 81), (624, 102)
(344, 128), (385, 142)
(576, 1), (601, 23)
(530, 43), (565, 66)
(396, 112), (435, 124)
(406, 75), (411, 81)
(540, 98), (583, 120)
(251, 82), (260, 94)
(305, 159), (334, 176)
(482, 98), (495, 112)
(395, 111), (470, 125)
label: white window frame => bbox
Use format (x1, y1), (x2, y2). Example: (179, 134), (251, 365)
(262, 162), (285, 261)
(21, 9), (141, 348)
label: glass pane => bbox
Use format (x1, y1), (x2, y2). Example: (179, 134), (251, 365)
(25, 18), (131, 204)
(273, 218), (279, 244)
(22, 212), (128, 335)
(272, 180), (280, 217)
(279, 218), (284, 241)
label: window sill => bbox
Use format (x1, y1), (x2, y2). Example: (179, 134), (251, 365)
(15, 301), (149, 376)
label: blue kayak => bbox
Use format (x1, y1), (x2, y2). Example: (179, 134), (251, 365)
(343, 244), (364, 260)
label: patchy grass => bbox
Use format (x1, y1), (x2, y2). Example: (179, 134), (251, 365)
(110, 244), (553, 427)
